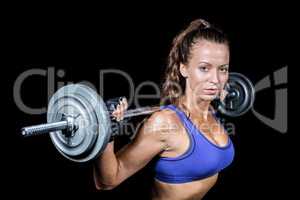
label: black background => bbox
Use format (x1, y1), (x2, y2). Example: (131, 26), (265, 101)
(4, 3), (293, 199)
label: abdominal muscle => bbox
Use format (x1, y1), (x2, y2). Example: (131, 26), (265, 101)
(151, 174), (218, 200)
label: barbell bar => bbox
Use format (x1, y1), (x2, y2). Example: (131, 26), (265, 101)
(20, 72), (255, 162)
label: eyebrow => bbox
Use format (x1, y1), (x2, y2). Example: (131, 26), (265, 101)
(219, 64), (229, 68)
(198, 62), (229, 68)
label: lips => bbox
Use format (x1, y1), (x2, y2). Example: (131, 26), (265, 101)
(203, 88), (219, 94)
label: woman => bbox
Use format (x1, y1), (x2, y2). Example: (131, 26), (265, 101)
(94, 18), (235, 200)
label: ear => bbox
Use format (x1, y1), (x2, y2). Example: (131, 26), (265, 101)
(179, 63), (188, 78)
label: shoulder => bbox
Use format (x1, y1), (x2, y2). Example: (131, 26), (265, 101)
(131, 108), (185, 153)
(146, 108), (179, 128)
(127, 110), (177, 152)
(138, 108), (182, 140)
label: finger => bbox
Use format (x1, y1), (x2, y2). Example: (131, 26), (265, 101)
(120, 99), (126, 112)
(122, 98), (128, 109)
(114, 104), (121, 121)
(117, 104), (121, 113)
(114, 98), (127, 121)
(119, 98), (126, 110)
(118, 103), (126, 121)
(111, 109), (118, 120)
(119, 102), (125, 121)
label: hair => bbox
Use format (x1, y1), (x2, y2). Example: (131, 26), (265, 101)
(160, 18), (230, 106)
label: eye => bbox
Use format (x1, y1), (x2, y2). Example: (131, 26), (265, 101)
(219, 66), (229, 73)
(199, 66), (209, 72)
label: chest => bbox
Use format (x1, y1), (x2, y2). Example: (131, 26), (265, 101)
(162, 117), (229, 158)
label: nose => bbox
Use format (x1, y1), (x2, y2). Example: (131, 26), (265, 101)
(209, 68), (220, 85)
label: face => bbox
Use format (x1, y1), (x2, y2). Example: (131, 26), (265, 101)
(180, 39), (230, 102)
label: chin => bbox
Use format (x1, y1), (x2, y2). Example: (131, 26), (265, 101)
(196, 94), (217, 102)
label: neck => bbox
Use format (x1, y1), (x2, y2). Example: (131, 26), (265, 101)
(178, 95), (211, 121)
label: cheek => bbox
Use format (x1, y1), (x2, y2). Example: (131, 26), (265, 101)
(219, 74), (229, 86)
(189, 71), (208, 90)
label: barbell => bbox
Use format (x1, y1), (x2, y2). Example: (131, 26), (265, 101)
(21, 72), (255, 162)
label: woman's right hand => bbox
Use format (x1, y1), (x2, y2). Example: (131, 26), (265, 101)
(111, 97), (128, 121)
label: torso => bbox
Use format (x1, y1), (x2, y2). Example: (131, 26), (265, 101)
(152, 107), (230, 200)
(152, 174), (218, 200)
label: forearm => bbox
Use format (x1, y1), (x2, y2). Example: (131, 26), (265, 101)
(94, 141), (120, 188)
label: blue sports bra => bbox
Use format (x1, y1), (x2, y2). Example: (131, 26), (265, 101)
(154, 104), (235, 184)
